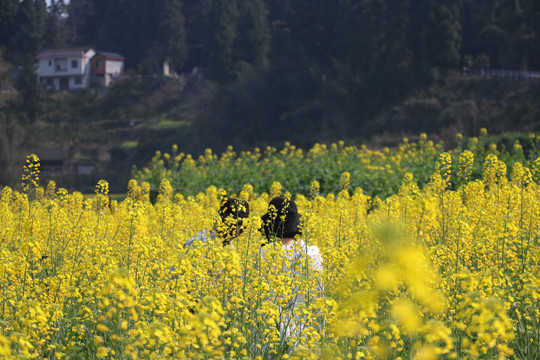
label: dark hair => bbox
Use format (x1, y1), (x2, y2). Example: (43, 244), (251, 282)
(218, 197), (250, 245)
(220, 197), (249, 221)
(261, 196), (302, 244)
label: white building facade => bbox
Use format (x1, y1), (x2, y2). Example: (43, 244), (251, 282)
(90, 52), (125, 87)
(36, 47), (96, 91)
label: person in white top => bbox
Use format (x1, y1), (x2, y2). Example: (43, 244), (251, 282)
(260, 196), (323, 346)
(171, 197), (249, 279)
(184, 197), (250, 248)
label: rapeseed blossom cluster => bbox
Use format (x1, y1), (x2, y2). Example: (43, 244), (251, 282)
(1, 134), (540, 359)
(457, 150), (474, 184)
(136, 131), (540, 199)
(21, 154), (40, 198)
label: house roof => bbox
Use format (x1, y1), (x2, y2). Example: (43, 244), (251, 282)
(37, 47), (94, 59)
(25, 147), (69, 161)
(94, 52), (125, 61)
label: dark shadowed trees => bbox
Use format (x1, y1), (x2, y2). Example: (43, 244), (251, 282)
(156, 0), (187, 71)
(235, 0), (270, 66)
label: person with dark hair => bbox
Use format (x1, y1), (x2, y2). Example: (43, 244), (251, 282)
(184, 197), (250, 247)
(172, 197), (249, 312)
(261, 196), (302, 245)
(260, 196), (323, 343)
(260, 196), (323, 272)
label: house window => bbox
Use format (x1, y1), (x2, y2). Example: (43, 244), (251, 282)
(43, 78), (54, 90)
(96, 60), (102, 68)
(71, 60), (78, 68)
(74, 77), (82, 85)
(48, 60), (52, 66)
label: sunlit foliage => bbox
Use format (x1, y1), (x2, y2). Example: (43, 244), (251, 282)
(136, 131), (540, 199)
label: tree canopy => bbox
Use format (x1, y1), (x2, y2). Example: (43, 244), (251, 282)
(2, 0), (538, 76)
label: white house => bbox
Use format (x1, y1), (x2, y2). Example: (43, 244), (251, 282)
(90, 52), (125, 87)
(36, 47), (96, 91)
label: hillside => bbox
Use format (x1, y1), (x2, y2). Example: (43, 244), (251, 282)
(2, 70), (538, 192)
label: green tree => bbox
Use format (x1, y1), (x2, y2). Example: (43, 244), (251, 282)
(7, 0), (45, 120)
(409, 1), (461, 79)
(181, 0), (212, 69)
(42, 0), (69, 49)
(0, 0), (19, 56)
(16, 62), (42, 120)
(287, 0), (337, 68)
(205, 0), (239, 80)
(101, 0), (146, 70)
(235, 0), (270, 66)
(523, 0), (540, 69)
(67, 0), (187, 73)
(0, 111), (24, 187)
(10, 0), (42, 63)
(459, 0), (534, 70)
(156, 0), (187, 71)
(66, 0), (97, 44)
(332, 0), (386, 114)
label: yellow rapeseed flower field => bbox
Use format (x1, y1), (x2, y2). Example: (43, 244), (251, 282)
(1, 137), (540, 359)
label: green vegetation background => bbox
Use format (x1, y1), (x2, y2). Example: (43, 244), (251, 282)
(134, 132), (540, 200)
(1, 0), (540, 191)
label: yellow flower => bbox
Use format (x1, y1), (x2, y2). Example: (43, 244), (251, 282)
(414, 345), (437, 360)
(96, 346), (108, 358)
(0, 334), (11, 357)
(392, 300), (422, 333)
(97, 324), (110, 332)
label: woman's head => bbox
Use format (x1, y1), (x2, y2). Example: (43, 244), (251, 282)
(217, 197), (250, 244)
(261, 196), (302, 243)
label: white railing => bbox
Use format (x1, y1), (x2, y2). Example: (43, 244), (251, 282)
(462, 68), (540, 82)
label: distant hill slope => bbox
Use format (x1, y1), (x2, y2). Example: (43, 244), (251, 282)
(365, 72), (540, 148)
(3, 72), (540, 192)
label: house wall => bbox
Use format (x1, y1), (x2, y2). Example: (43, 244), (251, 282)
(104, 60), (124, 86)
(91, 55), (106, 75)
(36, 49), (96, 90)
